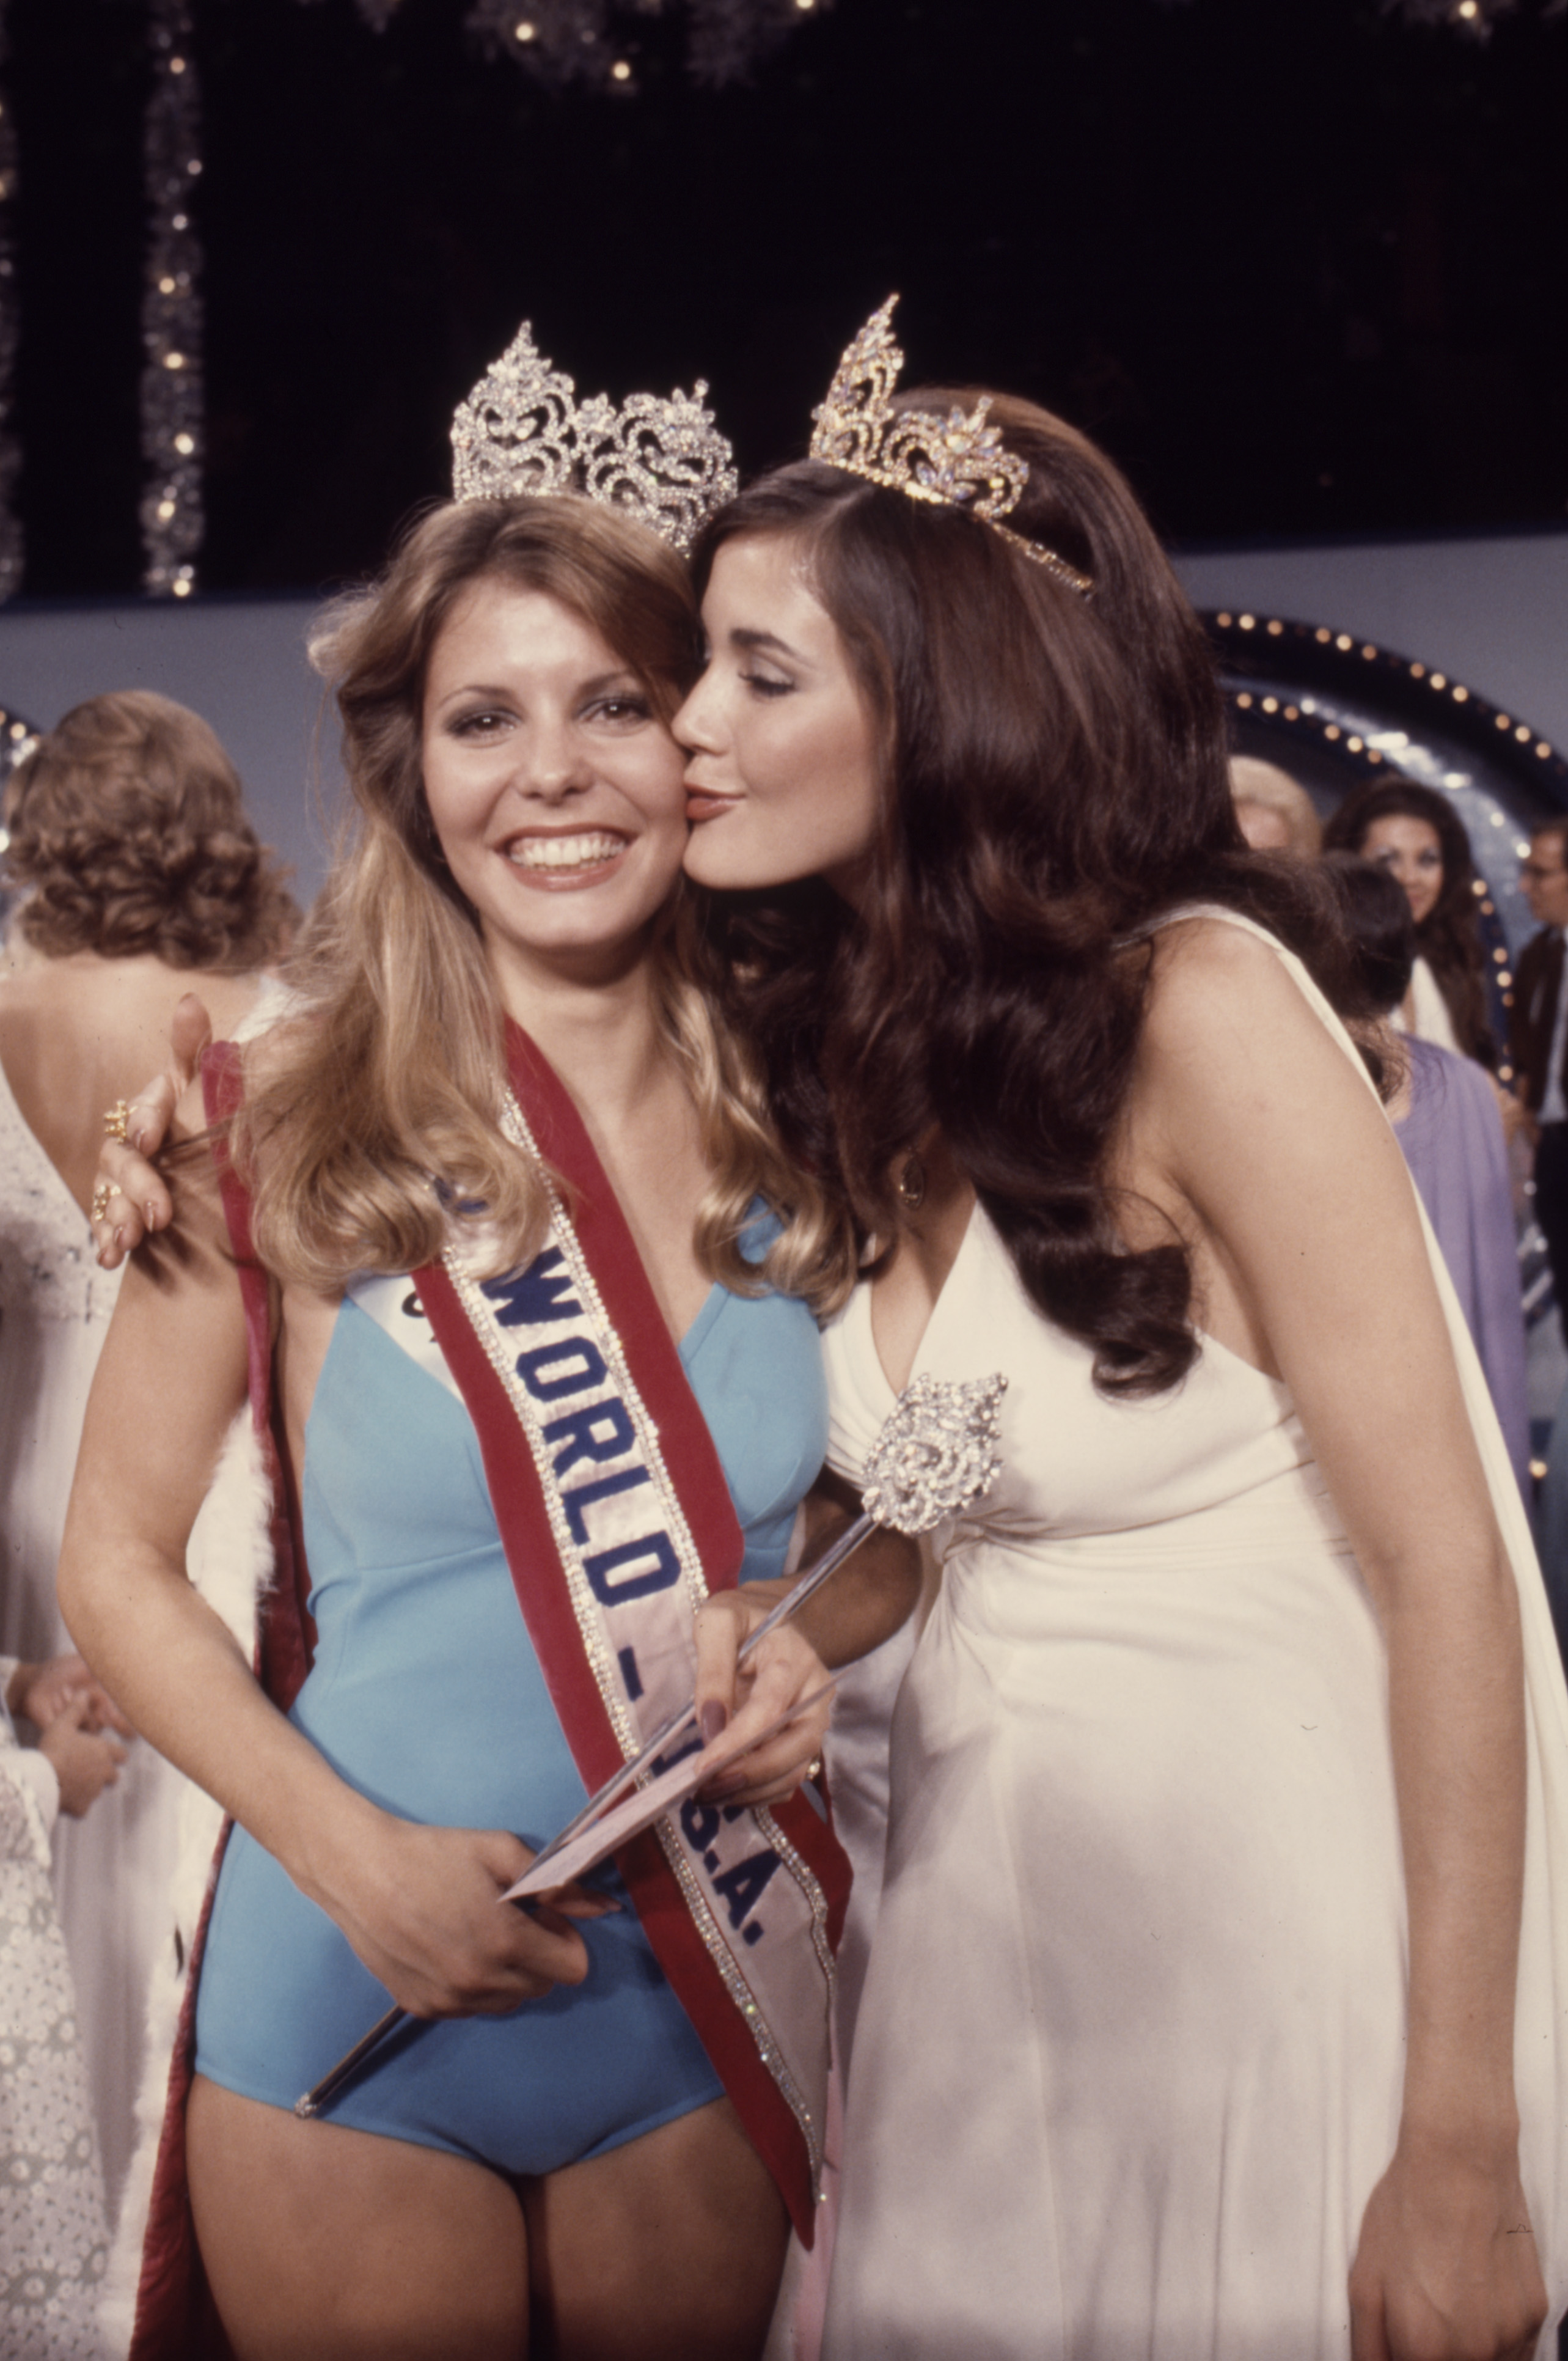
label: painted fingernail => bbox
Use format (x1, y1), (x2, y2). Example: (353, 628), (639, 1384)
(145, 1203), (159, 1229)
(708, 1769), (747, 1798)
(699, 1700), (728, 1744)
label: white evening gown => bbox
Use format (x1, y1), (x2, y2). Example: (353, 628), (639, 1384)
(820, 912), (1568, 2361)
(0, 1056), (184, 2220)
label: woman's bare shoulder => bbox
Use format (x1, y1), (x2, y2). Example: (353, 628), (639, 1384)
(1138, 912), (1325, 1072)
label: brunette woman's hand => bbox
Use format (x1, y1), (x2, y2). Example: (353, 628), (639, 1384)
(692, 1591), (834, 1810)
(1348, 2132), (1546, 2360)
(313, 1814), (606, 2019)
(90, 991), (212, 1268)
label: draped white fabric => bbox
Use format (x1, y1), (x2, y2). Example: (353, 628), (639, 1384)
(819, 912), (1568, 2360)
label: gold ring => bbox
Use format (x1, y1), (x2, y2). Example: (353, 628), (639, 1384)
(806, 1758), (822, 1782)
(90, 1183), (112, 1224)
(104, 1100), (131, 1144)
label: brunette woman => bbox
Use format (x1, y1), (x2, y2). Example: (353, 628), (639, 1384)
(1324, 776), (1497, 1062)
(668, 304), (1567, 2360)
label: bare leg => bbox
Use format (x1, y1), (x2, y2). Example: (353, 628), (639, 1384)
(523, 2095), (789, 2361)
(188, 2074), (530, 2361)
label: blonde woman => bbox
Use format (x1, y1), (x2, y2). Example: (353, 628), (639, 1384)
(1228, 752), (1322, 857)
(60, 490), (911, 2361)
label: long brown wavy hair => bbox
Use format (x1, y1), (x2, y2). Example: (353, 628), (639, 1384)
(240, 496), (856, 1309)
(1321, 778), (1493, 1063)
(691, 393), (1380, 1397)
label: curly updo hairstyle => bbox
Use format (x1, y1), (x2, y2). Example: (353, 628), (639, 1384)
(692, 389), (1378, 1399)
(1321, 777), (1492, 1062)
(2, 689), (296, 970)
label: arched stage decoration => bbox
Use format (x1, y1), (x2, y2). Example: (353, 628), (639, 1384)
(1209, 611), (1568, 1352)
(1207, 608), (1568, 1062)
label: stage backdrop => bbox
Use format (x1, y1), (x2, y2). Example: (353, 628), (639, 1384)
(0, 528), (1563, 909)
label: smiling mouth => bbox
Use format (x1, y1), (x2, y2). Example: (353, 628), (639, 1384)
(504, 831), (629, 875)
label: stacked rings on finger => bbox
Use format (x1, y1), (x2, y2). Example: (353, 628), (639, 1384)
(90, 1183), (112, 1224)
(104, 1100), (131, 1143)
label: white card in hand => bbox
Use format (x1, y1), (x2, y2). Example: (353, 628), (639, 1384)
(502, 1678), (837, 1904)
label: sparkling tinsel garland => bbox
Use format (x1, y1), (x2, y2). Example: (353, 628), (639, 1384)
(0, 0), (21, 603)
(141, 0), (203, 598)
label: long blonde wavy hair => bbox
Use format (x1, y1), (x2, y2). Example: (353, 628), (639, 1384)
(240, 495), (858, 1313)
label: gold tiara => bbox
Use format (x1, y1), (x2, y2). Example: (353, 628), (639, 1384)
(808, 297), (1092, 597)
(451, 323), (738, 556)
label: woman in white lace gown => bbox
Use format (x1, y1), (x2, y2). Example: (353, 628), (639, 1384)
(0, 692), (290, 2211)
(0, 1703), (110, 2361)
(670, 314), (1568, 2359)
(0, 1649), (131, 2361)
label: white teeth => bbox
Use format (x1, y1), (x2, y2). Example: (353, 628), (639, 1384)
(505, 832), (625, 872)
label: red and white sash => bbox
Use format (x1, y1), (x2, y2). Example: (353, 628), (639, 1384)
(410, 1021), (847, 2242)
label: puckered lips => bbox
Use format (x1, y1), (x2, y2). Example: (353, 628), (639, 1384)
(684, 772), (742, 824)
(495, 824), (633, 890)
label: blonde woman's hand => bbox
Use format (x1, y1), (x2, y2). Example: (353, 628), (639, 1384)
(1349, 2133), (1546, 2360)
(314, 1815), (603, 2020)
(692, 1590), (833, 1810)
(91, 991), (213, 1268)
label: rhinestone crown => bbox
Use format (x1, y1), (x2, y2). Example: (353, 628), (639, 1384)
(451, 323), (739, 556)
(860, 1370), (1008, 1536)
(809, 297), (1091, 597)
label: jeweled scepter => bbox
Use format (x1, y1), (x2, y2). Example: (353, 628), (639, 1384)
(295, 1368), (1007, 2120)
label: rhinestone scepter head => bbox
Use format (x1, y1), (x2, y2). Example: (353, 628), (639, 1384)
(808, 297), (1091, 597)
(450, 323), (739, 556)
(860, 1370), (1008, 1535)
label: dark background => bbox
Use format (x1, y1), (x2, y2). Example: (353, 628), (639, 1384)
(10, 0), (1566, 598)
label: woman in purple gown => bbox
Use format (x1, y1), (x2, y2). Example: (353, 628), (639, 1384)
(1326, 851), (1529, 1495)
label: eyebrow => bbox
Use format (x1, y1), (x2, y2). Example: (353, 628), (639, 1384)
(729, 627), (808, 664)
(432, 667), (642, 710)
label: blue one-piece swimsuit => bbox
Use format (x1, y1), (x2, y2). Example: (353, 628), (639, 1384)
(194, 1243), (827, 2177)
